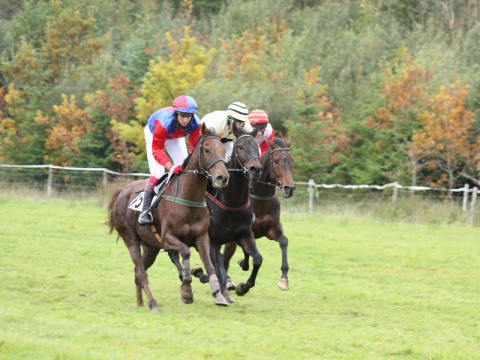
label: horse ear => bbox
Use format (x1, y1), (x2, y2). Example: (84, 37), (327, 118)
(201, 122), (207, 137)
(285, 137), (293, 148)
(267, 138), (275, 148)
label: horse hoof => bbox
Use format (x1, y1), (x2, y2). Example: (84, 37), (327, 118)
(226, 280), (236, 290)
(237, 259), (249, 271)
(223, 290), (235, 303)
(181, 284), (194, 304)
(235, 283), (249, 297)
(191, 267), (204, 277)
(214, 297), (229, 306)
(181, 296), (194, 304)
(278, 278), (289, 290)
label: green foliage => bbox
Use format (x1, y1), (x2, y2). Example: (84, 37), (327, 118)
(1, 0), (480, 186)
(135, 26), (214, 120)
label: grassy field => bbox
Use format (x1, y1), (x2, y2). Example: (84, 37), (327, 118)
(1, 192), (479, 359)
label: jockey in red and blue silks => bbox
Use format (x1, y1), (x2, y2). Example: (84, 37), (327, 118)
(139, 94), (201, 225)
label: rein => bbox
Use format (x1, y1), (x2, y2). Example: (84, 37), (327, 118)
(162, 135), (221, 208)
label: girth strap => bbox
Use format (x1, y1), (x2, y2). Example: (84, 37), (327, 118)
(162, 195), (207, 208)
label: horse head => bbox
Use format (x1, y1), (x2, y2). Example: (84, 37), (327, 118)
(191, 123), (229, 188)
(266, 138), (296, 198)
(232, 123), (262, 180)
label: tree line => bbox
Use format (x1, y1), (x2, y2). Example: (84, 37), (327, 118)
(1, 0), (480, 189)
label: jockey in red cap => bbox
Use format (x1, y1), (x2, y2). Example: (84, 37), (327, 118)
(139, 94), (201, 225)
(248, 109), (275, 157)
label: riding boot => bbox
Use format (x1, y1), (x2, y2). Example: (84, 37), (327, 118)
(139, 190), (154, 225)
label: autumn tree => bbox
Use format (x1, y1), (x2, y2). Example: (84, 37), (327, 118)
(36, 94), (91, 166)
(112, 26), (214, 168)
(413, 80), (477, 189)
(284, 67), (348, 182)
(83, 74), (140, 172)
(366, 48), (434, 186)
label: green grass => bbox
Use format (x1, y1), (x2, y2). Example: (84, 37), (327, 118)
(1, 193), (479, 359)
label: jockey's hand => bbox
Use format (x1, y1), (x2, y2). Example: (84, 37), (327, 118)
(171, 165), (183, 174)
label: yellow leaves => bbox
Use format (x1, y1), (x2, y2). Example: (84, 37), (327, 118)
(43, 94), (92, 166)
(135, 27), (213, 121)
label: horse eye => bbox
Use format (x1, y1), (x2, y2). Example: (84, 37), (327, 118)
(274, 159), (279, 164)
(205, 148), (210, 154)
(238, 145), (243, 150)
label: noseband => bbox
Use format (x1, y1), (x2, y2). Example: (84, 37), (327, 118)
(256, 147), (292, 188)
(230, 134), (260, 175)
(182, 135), (226, 178)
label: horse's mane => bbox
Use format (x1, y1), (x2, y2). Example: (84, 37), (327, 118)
(272, 137), (287, 147)
(181, 127), (219, 168)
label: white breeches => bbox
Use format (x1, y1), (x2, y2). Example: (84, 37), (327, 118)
(145, 126), (188, 178)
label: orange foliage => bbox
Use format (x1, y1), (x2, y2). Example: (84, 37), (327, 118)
(413, 80), (476, 183)
(41, 94), (91, 166)
(367, 49), (434, 133)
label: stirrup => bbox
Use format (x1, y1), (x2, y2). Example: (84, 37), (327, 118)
(138, 211), (153, 225)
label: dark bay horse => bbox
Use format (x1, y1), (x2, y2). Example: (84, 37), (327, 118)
(186, 124), (262, 302)
(223, 137), (295, 290)
(107, 124), (230, 312)
(203, 125), (263, 301)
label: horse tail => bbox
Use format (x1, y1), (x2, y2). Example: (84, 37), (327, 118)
(107, 188), (123, 235)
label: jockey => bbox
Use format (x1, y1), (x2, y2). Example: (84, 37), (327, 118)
(139, 94), (201, 225)
(248, 109), (275, 157)
(201, 101), (253, 162)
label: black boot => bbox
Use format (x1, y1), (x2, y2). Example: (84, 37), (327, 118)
(138, 190), (154, 225)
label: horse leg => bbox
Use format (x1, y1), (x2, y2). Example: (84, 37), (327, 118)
(237, 249), (250, 271)
(168, 251), (183, 281)
(222, 242), (237, 290)
(196, 237), (228, 306)
(277, 233), (290, 290)
(235, 235), (263, 297)
(128, 244), (162, 312)
(180, 254), (194, 304)
(211, 244), (233, 304)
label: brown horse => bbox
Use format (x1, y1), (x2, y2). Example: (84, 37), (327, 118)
(107, 124), (230, 312)
(223, 137), (295, 290)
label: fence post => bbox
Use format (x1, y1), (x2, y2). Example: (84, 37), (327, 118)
(469, 187), (477, 225)
(103, 170), (108, 189)
(47, 165), (53, 197)
(392, 182), (398, 204)
(462, 184), (469, 212)
(307, 179), (315, 214)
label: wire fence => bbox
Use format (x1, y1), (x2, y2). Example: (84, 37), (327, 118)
(1, 164), (478, 225)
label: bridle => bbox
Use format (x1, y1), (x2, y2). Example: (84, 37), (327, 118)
(255, 147), (291, 188)
(180, 135), (226, 178)
(228, 134), (260, 177)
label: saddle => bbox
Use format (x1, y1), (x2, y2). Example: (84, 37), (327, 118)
(128, 172), (173, 212)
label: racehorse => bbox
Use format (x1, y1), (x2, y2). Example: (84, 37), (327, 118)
(223, 137), (295, 290)
(107, 124), (230, 312)
(188, 124), (263, 302)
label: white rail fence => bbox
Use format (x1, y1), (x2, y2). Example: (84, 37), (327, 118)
(1, 164), (478, 221)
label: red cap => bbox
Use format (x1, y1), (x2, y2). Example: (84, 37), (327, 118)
(248, 109), (269, 124)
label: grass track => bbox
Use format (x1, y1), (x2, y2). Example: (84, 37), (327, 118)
(0, 194), (479, 359)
